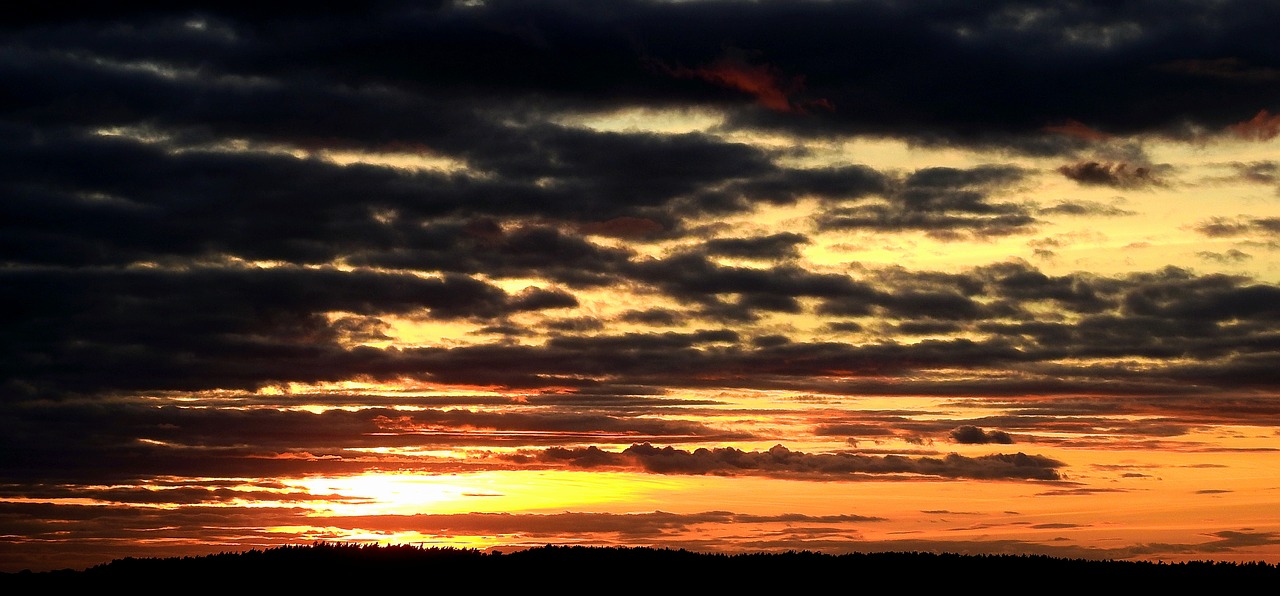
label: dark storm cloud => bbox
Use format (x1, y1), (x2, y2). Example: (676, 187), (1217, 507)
(814, 165), (1038, 239)
(950, 426), (1015, 444)
(929, 264), (1280, 367)
(812, 409), (1202, 448)
(628, 253), (871, 321)
(970, 396), (1280, 433)
(6, 1), (1277, 402)
(333, 262), (1278, 395)
(817, 207), (1036, 239)
(0, 501), (317, 553)
(0, 265), (578, 395)
(0, 122), (771, 269)
(1056, 161), (1163, 188)
(619, 308), (687, 327)
(0, 126), (447, 267)
(0, 400), (741, 484)
(1193, 216), (1280, 239)
(895, 321), (963, 336)
(684, 2), (1280, 144)
(509, 443), (1065, 481)
(718, 165), (889, 206)
(508, 286), (579, 311)
(350, 222), (636, 289)
(702, 233), (810, 260)
(545, 316), (606, 332)
(1116, 268), (1280, 323)
(0, 483), (330, 506)
(904, 165), (1027, 189)
(9, 0), (1278, 155)
(7, 235), (1279, 400)
(835, 263), (1280, 394)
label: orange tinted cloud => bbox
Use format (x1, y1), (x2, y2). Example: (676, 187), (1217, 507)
(1158, 58), (1280, 81)
(1228, 109), (1280, 140)
(1043, 119), (1112, 141)
(663, 54), (833, 114)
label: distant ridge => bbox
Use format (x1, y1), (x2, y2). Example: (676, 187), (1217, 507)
(4, 543), (1277, 590)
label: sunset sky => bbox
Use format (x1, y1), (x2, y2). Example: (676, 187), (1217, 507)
(4, 0), (1280, 573)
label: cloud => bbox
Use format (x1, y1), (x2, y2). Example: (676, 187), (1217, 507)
(1038, 200), (1136, 217)
(1042, 120), (1112, 141)
(508, 443), (1064, 481)
(628, 253), (869, 320)
(1198, 249), (1252, 264)
(7, 251), (1280, 402)
(702, 233), (810, 260)
(335, 510), (885, 537)
(546, 316), (606, 333)
(4, 0), (1280, 572)
(1225, 161), (1279, 185)
(619, 308), (687, 327)
(814, 165), (1038, 239)
(1193, 216), (1280, 238)
(508, 286), (579, 311)
(814, 424), (898, 438)
(1198, 530), (1280, 550)
(1227, 109), (1280, 141)
(950, 426), (1015, 444)
(659, 49), (834, 114)
(1157, 58), (1280, 82)
(579, 217), (665, 239)
(9, 0), (1280, 153)
(1057, 161), (1161, 188)
(691, 165), (888, 214)
(0, 399), (747, 484)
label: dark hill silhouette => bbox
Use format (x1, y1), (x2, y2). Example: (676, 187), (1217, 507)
(3, 543), (1277, 591)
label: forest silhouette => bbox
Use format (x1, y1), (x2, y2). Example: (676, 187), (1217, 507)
(3, 543), (1277, 591)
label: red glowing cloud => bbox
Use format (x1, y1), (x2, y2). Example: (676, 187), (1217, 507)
(1228, 109), (1280, 141)
(661, 53), (834, 114)
(1043, 119), (1113, 141)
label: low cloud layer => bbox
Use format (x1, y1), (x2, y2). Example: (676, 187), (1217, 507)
(506, 443), (1064, 481)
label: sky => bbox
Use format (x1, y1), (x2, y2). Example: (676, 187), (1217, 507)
(3, 0), (1280, 573)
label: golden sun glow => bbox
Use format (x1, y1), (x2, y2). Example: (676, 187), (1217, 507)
(284, 471), (689, 516)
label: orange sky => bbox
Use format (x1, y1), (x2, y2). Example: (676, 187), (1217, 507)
(3, 0), (1280, 574)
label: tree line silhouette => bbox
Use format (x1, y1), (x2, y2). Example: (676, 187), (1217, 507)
(4, 542), (1277, 591)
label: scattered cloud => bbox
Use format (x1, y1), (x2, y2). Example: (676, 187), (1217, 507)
(1038, 200), (1136, 217)
(950, 426), (1015, 444)
(1198, 249), (1252, 264)
(1057, 161), (1162, 188)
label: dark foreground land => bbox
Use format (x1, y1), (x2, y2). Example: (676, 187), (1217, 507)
(3, 543), (1277, 591)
